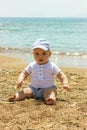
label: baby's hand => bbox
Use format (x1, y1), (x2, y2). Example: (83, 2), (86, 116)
(63, 85), (71, 91)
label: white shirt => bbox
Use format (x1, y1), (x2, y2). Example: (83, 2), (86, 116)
(25, 61), (61, 88)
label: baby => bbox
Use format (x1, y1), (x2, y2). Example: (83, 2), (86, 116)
(9, 38), (71, 105)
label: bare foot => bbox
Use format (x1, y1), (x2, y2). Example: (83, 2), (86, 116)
(45, 98), (55, 105)
(8, 95), (16, 102)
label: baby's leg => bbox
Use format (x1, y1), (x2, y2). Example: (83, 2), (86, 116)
(43, 87), (57, 105)
(9, 87), (34, 102)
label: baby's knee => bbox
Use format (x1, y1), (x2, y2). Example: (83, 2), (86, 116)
(23, 87), (34, 98)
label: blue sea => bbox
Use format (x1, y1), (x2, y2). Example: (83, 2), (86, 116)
(0, 17), (87, 68)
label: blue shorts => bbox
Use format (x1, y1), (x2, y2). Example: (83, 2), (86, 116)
(30, 85), (56, 99)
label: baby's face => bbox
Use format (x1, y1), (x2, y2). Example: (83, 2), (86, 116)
(33, 48), (51, 65)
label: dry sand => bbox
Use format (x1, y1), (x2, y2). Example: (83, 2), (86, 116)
(0, 55), (87, 130)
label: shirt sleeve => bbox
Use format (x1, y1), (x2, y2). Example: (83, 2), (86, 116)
(52, 62), (61, 75)
(25, 63), (32, 74)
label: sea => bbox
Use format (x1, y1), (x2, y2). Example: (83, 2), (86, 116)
(0, 17), (87, 68)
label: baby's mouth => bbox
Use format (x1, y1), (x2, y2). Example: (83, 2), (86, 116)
(39, 59), (43, 62)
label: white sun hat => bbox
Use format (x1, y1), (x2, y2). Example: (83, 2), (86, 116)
(32, 38), (50, 51)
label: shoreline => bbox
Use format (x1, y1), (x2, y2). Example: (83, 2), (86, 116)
(0, 54), (87, 72)
(0, 52), (87, 69)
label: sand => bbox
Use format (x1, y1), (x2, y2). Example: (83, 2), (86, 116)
(0, 55), (87, 130)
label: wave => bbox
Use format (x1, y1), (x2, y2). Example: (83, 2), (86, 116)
(52, 51), (87, 58)
(0, 47), (31, 53)
(0, 47), (87, 58)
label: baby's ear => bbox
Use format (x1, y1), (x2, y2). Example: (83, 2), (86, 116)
(32, 51), (34, 55)
(49, 50), (52, 56)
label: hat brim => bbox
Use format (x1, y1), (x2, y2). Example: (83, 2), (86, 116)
(32, 45), (48, 51)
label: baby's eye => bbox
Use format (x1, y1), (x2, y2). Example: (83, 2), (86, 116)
(35, 53), (39, 56)
(43, 52), (46, 55)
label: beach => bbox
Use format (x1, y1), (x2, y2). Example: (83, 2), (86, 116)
(0, 55), (87, 130)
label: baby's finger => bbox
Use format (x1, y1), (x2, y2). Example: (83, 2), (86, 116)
(63, 86), (71, 91)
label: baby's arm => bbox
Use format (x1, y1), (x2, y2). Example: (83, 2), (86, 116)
(17, 70), (29, 88)
(57, 71), (71, 91)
